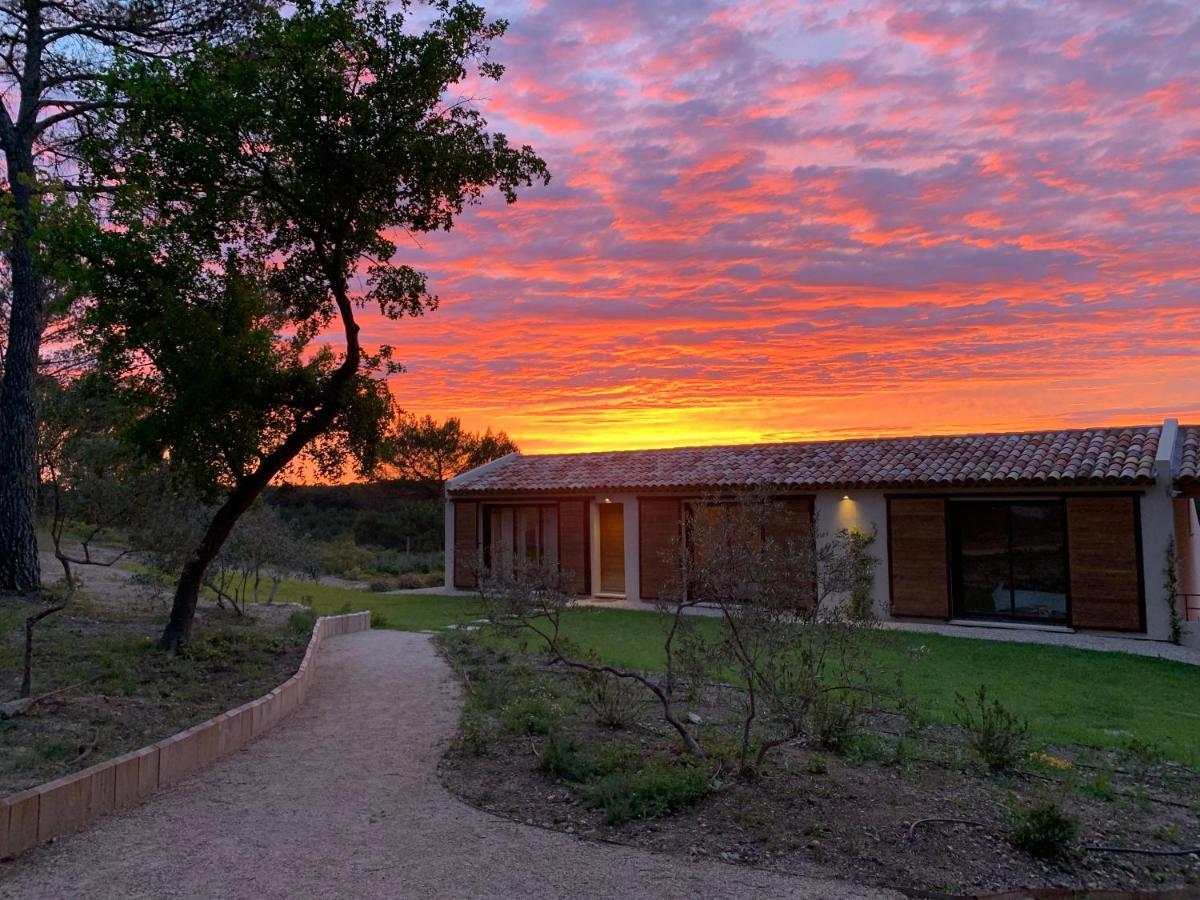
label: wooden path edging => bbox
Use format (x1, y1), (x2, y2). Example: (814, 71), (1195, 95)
(0, 611), (371, 860)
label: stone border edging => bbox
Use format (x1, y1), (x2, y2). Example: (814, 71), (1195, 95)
(0, 610), (371, 860)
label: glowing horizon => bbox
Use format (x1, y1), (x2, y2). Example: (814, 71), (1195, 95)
(365, 0), (1200, 456)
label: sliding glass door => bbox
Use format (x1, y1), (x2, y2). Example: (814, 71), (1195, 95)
(950, 499), (1068, 623)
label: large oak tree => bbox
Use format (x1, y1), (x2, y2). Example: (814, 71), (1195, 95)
(78, 0), (548, 651)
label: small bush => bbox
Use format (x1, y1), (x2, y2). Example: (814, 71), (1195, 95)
(805, 752), (829, 775)
(811, 695), (861, 752)
(1079, 765), (1116, 802)
(500, 694), (561, 736)
(954, 685), (1028, 772)
(1008, 802), (1079, 859)
(458, 708), (494, 755)
(287, 609), (317, 638)
(369, 610), (388, 628)
(582, 761), (710, 824)
(576, 670), (645, 729)
(539, 733), (596, 782)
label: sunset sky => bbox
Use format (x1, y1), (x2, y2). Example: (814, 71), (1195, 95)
(366, 0), (1200, 455)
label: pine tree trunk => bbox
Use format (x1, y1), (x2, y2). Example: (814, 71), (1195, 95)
(0, 149), (44, 595)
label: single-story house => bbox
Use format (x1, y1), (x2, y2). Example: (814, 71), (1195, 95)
(444, 420), (1200, 646)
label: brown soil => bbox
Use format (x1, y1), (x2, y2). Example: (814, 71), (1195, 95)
(439, 653), (1200, 898)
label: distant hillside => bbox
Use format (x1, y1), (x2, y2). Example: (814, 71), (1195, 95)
(266, 480), (442, 552)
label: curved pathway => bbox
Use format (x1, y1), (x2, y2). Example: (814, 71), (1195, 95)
(0, 630), (898, 900)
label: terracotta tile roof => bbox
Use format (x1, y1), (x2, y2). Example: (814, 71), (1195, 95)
(448, 425), (1163, 495)
(1177, 425), (1200, 486)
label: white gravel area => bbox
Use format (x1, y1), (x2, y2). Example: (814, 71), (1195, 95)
(0, 629), (897, 900)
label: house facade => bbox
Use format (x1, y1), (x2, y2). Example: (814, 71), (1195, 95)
(444, 420), (1200, 646)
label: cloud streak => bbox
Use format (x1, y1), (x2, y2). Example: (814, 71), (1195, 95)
(370, 0), (1200, 453)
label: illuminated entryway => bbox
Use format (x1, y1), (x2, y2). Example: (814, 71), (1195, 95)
(598, 502), (625, 595)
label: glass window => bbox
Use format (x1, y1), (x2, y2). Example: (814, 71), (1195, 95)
(951, 500), (1067, 623)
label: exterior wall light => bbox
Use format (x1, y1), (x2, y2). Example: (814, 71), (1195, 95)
(842, 494), (851, 501)
(602, 497), (612, 503)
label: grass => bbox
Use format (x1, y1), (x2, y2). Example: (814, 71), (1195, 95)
(300, 586), (1200, 766)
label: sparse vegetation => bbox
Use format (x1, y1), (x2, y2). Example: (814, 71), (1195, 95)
(954, 684), (1029, 772)
(1008, 801), (1080, 860)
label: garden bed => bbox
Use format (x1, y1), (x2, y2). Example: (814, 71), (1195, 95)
(437, 633), (1200, 897)
(0, 594), (312, 796)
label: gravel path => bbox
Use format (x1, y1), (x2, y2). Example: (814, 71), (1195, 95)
(0, 630), (898, 900)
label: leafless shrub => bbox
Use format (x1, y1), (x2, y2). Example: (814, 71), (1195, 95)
(478, 491), (889, 775)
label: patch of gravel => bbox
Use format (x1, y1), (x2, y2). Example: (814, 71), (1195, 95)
(0, 630), (898, 900)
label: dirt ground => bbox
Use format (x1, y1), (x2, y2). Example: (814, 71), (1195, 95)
(439, 646), (1200, 898)
(0, 549), (309, 795)
(0, 630), (895, 900)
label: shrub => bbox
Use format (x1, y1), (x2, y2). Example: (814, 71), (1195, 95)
(369, 610), (388, 628)
(287, 609), (317, 638)
(576, 670), (645, 729)
(500, 694), (561, 736)
(1008, 802), (1079, 859)
(539, 733), (596, 782)
(458, 708), (494, 755)
(582, 761), (710, 824)
(954, 685), (1028, 772)
(810, 695), (861, 752)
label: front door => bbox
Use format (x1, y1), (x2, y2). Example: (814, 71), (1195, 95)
(598, 503), (626, 595)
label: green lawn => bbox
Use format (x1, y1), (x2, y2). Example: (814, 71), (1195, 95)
(286, 582), (1200, 765)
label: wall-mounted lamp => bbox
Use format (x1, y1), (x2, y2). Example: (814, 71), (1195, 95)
(841, 494), (851, 501)
(602, 497), (612, 504)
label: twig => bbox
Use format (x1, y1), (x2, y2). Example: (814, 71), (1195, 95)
(64, 731), (100, 770)
(907, 817), (988, 840)
(28, 679), (89, 707)
(1084, 844), (1200, 857)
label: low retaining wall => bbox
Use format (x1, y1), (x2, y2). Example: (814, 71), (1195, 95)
(0, 610), (370, 860)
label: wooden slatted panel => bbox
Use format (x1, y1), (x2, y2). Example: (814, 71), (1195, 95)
(1066, 496), (1143, 631)
(452, 501), (478, 590)
(557, 499), (589, 595)
(888, 498), (950, 618)
(639, 498), (681, 600)
(598, 504), (626, 594)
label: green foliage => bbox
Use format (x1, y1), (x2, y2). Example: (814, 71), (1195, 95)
(458, 708), (494, 755)
(582, 761), (710, 825)
(810, 694), (862, 752)
(287, 609), (318, 638)
(845, 526), (879, 621)
(500, 694), (561, 736)
(1007, 802), (1079, 859)
(538, 733), (595, 782)
(954, 685), (1029, 772)
(1164, 539), (1183, 646)
(384, 412), (518, 491)
(1079, 765), (1116, 801)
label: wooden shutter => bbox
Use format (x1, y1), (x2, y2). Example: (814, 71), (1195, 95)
(1066, 496), (1143, 631)
(452, 501), (478, 590)
(639, 498), (681, 600)
(888, 498), (950, 618)
(557, 499), (589, 595)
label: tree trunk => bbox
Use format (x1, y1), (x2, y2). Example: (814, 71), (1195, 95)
(0, 151), (44, 595)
